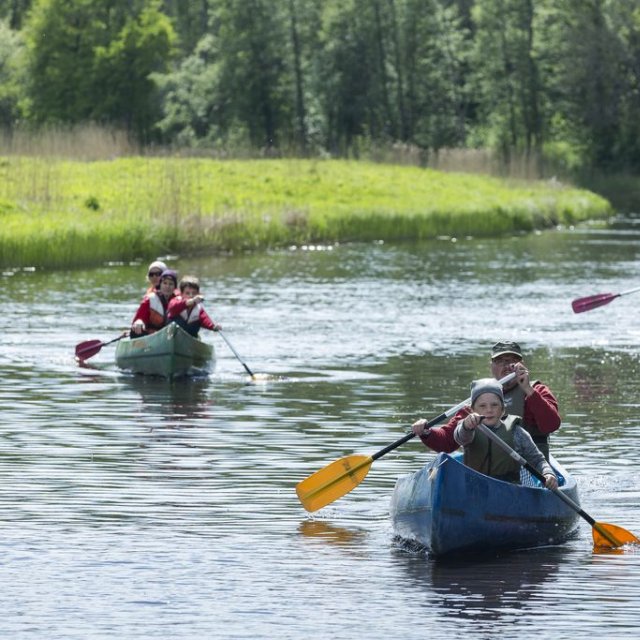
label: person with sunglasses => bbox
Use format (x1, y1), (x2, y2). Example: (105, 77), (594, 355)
(412, 340), (561, 461)
(145, 260), (168, 294)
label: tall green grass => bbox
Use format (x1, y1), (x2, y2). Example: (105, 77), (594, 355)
(0, 156), (611, 269)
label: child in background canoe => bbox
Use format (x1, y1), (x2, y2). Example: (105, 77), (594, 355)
(130, 269), (178, 336)
(167, 275), (222, 337)
(452, 378), (558, 489)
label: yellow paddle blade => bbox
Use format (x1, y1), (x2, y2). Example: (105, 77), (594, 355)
(296, 454), (373, 512)
(592, 522), (640, 549)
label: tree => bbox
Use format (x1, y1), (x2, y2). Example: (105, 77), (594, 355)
(0, 0), (33, 29)
(402, 0), (471, 151)
(0, 19), (26, 127)
(470, 0), (547, 163)
(544, 0), (637, 171)
(153, 34), (229, 146)
(92, 3), (176, 139)
(23, 0), (175, 139)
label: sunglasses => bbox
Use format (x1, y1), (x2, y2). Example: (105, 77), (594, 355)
(148, 271), (163, 277)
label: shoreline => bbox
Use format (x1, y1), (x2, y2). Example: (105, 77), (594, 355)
(0, 157), (612, 270)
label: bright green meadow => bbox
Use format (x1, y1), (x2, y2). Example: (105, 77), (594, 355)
(0, 156), (612, 269)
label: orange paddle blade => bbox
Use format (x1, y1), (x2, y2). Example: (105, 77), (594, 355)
(592, 522), (640, 549)
(296, 454), (373, 512)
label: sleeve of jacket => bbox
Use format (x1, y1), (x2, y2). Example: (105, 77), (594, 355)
(418, 406), (470, 453)
(199, 307), (216, 331)
(167, 297), (188, 320)
(131, 296), (151, 325)
(514, 427), (554, 477)
(524, 383), (561, 434)
(454, 420), (475, 447)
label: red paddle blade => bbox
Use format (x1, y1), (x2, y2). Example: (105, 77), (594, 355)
(75, 339), (103, 360)
(571, 292), (618, 314)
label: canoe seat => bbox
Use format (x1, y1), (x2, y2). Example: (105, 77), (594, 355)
(520, 466), (566, 488)
(450, 451), (566, 488)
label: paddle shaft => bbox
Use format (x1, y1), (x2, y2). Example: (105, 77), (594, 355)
(217, 330), (255, 377)
(296, 403), (462, 511)
(373, 372), (518, 461)
(617, 285), (640, 298)
(102, 334), (127, 347)
(475, 422), (622, 547)
(296, 372), (518, 513)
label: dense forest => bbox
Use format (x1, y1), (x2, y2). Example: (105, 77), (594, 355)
(1, 0), (639, 176)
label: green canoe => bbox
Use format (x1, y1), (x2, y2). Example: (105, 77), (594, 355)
(115, 323), (215, 378)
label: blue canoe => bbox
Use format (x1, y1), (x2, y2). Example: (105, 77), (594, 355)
(390, 452), (580, 556)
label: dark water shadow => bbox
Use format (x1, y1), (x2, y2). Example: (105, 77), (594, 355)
(392, 544), (572, 622)
(123, 375), (215, 423)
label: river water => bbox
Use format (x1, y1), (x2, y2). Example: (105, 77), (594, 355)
(2, 213), (640, 639)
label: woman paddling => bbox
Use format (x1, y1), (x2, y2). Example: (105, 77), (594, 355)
(130, 269), (178, 336)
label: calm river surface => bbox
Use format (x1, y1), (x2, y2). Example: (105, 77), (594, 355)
(3, 213), (640, 639)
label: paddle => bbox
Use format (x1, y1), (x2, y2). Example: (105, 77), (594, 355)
(572, 285), (640, 314)
(296, 373), (517, 512)
(75, 333), (128, 361)
(475, 421), (639, 550)
(216, 329), (256, 379)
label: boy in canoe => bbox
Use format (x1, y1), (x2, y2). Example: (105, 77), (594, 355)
(167, 275), (222, 337)
(412, 340), (560, 460)
(454, 378), (558, 489)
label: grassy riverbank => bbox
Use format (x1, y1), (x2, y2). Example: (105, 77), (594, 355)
(0, 156), (612, 269)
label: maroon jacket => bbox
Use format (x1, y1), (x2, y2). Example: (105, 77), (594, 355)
(167, 296), (217, 331)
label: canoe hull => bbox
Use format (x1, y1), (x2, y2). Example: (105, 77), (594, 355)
(115, 323), (214, 378)
(390, 453), (580, 556)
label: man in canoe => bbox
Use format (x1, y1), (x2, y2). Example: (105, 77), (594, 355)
(412, 340), (560, 460)
(454, 378), (558, 488)
(130, 269), (178, 336)
(167, 275), (222, 337)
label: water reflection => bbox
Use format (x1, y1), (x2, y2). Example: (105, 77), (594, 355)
(123, 375), (214, 423)
(394, 546), (570, 623)
(5, 218), (640, 638)
(298, 519), (368, 547)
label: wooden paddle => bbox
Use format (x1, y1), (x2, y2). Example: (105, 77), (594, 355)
(75, 333), (128, 361)
(475, 421), (639, 550)
(572, 285), (640, 313)
(217, 330), (256, 379)
(296, 373), (517, 512)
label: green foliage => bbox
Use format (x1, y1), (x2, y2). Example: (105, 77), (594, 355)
(92, 2), (176, 138)
(153, 35), (228, 146)
(4, 0), (640, 175)
(23, 0), (175, 138)
(0, 156), (611, 269)
(0, 19), (26, 126)
(0, 0), (32, 29)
